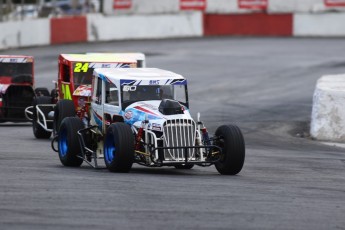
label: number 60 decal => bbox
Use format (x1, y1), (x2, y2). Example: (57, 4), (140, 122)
(123, 86), (137, 91)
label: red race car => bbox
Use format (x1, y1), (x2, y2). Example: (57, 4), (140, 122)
(0, 55), (44, 122)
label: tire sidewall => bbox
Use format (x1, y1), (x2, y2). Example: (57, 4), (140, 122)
(104, 123), (134, 172)
(214, 125), (245, 175)
(58, 117), (84, 167)
(54, 99), (76, 134)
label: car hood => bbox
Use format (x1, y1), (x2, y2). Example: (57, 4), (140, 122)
(73, 85), (92, 97)
(123, 100), (192, 128)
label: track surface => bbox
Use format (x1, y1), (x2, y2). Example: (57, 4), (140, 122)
(1, 38), (345, 229)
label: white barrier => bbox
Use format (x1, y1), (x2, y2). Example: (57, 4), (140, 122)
(206, 0), (238, 13)
(103, 0), (179, 15)
(0, 19), (50, 50)
(131, 0), (179, 14)
(103, 0), (345, 14)
(206, 0), (269, 13)
(294, 13), (345, 36)
(87, 12), (203, 41)
(268, 0), (324, 13)
(310, 75), (345, 141)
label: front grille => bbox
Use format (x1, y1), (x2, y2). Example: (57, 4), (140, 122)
(163, 119), (196, 161)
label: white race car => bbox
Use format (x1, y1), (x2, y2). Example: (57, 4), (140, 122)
(53, 68), (245, 175)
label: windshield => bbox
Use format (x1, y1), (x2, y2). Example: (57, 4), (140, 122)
(0, 63), (33, 83)
(72, 62), (132, 88)
(73, 63), (93, 88)
(121, 84), (188, 109)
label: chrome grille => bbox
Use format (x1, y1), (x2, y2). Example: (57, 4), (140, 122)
(163, 119), (196, 161)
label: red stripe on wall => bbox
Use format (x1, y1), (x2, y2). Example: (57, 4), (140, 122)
(51, 16), (87, 44)
(204, 13), (293, 36)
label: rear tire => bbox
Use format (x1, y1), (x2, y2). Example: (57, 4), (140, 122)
(58, 117), (84, 167)
(32, 96), (53, 139)
(214, 125), (245, 175)
(104, 123), (134, 172)
(51, 89), (58, 103)
(54, 99), (76, 134)
(35, 87), (50, 97)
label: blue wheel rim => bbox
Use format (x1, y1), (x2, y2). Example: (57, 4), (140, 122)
(104, 134), (116, 164)
(59, 128), (68, 157)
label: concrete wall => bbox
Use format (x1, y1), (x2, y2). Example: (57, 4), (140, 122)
(2, 4), (345, 50)
(294, 13), (345, 37)
(104, 0), (345, 14)
(268, 0), (324, 13)
(204, 13), (292, 36)
(311, 75), (345, 141)
(0, 19), (50, 50)
(87, 12), (203, 41)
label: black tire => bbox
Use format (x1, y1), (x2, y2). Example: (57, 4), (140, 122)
(54, 99), (76, 134)
(51, 89), (58, 102)
(32, 96), (53, 139)
(104, 123), (134, 172)
(58, 117), (84, 167)
(35, 87), (50, 97)
(175, 164), (194, 169)
(214, 125), (245, 175)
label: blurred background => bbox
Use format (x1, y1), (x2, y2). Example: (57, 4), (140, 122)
(0, 0), (99, 21)
(1, 0), (345, 21)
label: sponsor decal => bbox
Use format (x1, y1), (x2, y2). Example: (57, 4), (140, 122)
(124, 110), (133, 120)
(149, 80), (160, 85)
(89, 63), (131, 69)
(180, 0), (206, 10)
(151, 123), (161, 131)
(113, 0), (132, 9)
(73, 85), (92, 97)
(238, 0), (268, 10)
(324, 0), (345, 6)
(0, 57), (28, 63)
(120, 79), (187, 86)
(123, 107), (160, 125)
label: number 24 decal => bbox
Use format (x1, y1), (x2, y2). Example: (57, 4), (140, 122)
(74, 63), (89, 72)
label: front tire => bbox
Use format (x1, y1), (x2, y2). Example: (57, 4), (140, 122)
(58, 117), (84, 167)
(104, 123), (134, 172)
(32, 96), (53, 139)
(214, 125), (245, 175)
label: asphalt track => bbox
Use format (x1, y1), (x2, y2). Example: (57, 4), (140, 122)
(1, 37), (345, 230)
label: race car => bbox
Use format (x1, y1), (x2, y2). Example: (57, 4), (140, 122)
(86, 53), (146, 67)
(25, 53), (145, 139)
(53, 68), (245, 175)
(0, 55), (46, 122)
